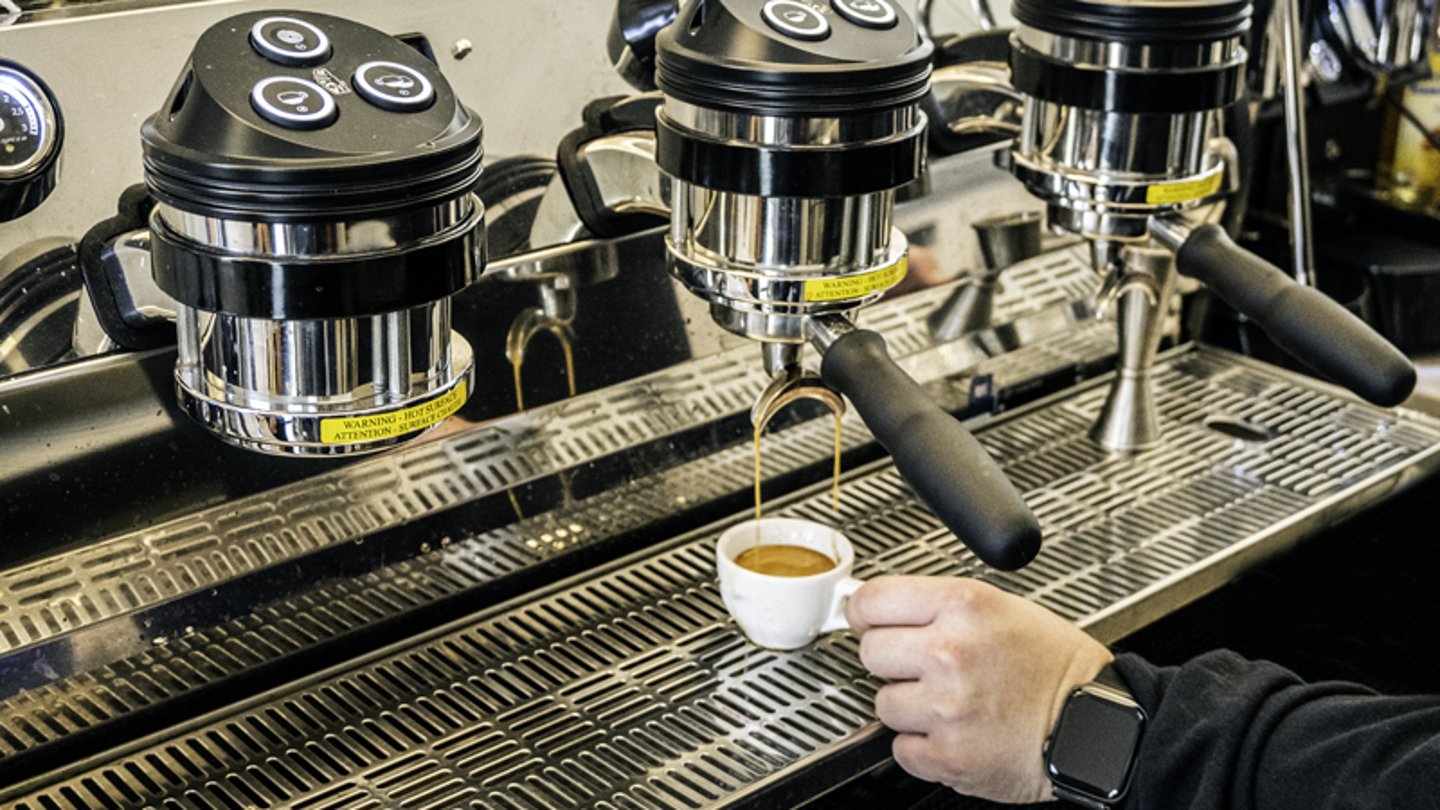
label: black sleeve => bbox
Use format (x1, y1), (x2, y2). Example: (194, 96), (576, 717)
(1110, 650), (1440, 810)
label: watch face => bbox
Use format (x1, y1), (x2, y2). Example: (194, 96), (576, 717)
(1046, 691), (1145, 799)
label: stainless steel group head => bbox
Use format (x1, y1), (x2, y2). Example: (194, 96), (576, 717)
(142, 12), (486, 455)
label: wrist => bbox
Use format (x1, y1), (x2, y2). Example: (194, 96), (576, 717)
(1021, 642), (1113, 802)
(1047, 643), (1116, 734)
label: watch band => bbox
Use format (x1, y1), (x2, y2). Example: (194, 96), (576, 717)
(1052, 784), (1116, 810)
(1093, 662), (1129, 692)
(1083, 662), (1137, 709)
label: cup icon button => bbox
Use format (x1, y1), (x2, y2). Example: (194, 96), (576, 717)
(761, 0), (831, 41)
(251, 76), (337, 129)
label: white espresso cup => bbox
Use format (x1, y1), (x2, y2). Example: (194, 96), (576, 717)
(716, 517), (863, 650)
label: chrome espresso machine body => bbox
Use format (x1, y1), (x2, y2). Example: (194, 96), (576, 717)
(652, 0), (1040, 570)
(525, 0), (1044, 571)
(933, 0), (1418, 451)
(143, 12), (486, 456)
(4, 2), (1440, 808)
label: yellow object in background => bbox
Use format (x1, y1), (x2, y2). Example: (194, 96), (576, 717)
(1389, 54), (1440, 208)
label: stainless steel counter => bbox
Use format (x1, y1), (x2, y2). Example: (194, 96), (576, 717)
(7, 345), (1440, 808)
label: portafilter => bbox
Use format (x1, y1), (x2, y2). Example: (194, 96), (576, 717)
(141, 11), (485, 456)
(655, 0), (1041, 571)
(1006, 0), (1414, 409)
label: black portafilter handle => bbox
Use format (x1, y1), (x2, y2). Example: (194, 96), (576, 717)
(1165, 223), (1417, 407)
(818, 328), (1042, 571)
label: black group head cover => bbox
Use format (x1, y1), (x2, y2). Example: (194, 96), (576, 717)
(655, 0), (933, 116)
(141, 10), (484, 221)
(1011, 0), (1252, 43)
(1007, 0), (1252, 113)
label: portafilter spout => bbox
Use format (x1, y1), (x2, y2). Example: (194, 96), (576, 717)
(928, 210), (1043, 341)
(1089, 247), (1175, 452)
(653, 0), (1041, 571)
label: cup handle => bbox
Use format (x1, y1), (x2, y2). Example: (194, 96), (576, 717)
(821, 577), (865, 634)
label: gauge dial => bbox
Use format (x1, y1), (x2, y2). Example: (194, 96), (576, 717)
(0, 65), (59, 180)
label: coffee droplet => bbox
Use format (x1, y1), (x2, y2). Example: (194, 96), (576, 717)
(735, 545), (836, 577)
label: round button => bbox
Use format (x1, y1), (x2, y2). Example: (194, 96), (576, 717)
(250, 17), (331, 66)
(831, 0), (898, 28)
(762, 0), (830, 40)
(250, 77), (336, 129)
(352, 61), (436, 111)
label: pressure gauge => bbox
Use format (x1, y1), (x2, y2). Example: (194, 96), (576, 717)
(0, 61), (63, 221)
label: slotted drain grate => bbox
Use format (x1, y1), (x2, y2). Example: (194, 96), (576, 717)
(0, 249), (1096, 656)
(12, 346), (1440, 809)
(0, 322), (1117, 766)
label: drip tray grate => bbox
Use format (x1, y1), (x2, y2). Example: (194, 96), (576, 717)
(0, 247), (1097, 658)
(11, 346), (1440, 809)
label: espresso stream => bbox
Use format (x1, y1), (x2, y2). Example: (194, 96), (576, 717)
(752, 412), (844, 531)
(734, 544), (837, 577)
(507, 332), (578, 519)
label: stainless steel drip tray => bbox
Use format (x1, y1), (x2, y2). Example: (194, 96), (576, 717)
(0, 244), (1098, 660)
(11, 345), (1440, 810)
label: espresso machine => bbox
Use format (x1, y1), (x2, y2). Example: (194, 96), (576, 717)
(523, 0), (1045, 571)
(929, 0), (1419, 451)
(103, 12), (486, 456)
(4, 2), (1440, 809)
(654, 0), (1045, 569)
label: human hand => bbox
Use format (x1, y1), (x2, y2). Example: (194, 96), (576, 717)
(886, 244), (947, 297)
(846, 575), (1114, 803)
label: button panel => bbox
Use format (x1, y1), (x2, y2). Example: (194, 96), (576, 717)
(831, 0), (898, 29)
(352, 61), (435, 111)
(250, 17), (332, 66)
(761, 0), (831, 40)
(250, 76), (337, 129)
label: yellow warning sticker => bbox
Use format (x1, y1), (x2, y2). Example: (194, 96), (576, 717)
(803, 256), (908, 303)
(320, 382), (468, 444)
(1145, 172), (1224, 206)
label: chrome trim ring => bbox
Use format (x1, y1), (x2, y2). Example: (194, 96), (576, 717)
(668, 229), (909, 342)
(1013, 25), (1246, 72)
(1010, 155), (1227, 239)
(153, 195), (479, 259)
(173, 332), (475, 457)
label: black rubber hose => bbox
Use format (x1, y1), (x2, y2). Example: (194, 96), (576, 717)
(820, 329), (1042, 571)
(79, 184), (175, 351)
(1175, 224), (1416, 407)
(556, 96), (666, 239)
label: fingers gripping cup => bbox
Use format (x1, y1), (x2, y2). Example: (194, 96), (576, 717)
(716, 518), (862, 651)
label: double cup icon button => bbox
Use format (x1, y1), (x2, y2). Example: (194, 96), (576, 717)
(353, 61), (435, 112)
(831, 0), (898, 28)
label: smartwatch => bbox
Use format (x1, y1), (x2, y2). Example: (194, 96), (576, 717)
(1043, 663), (1147, 809)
